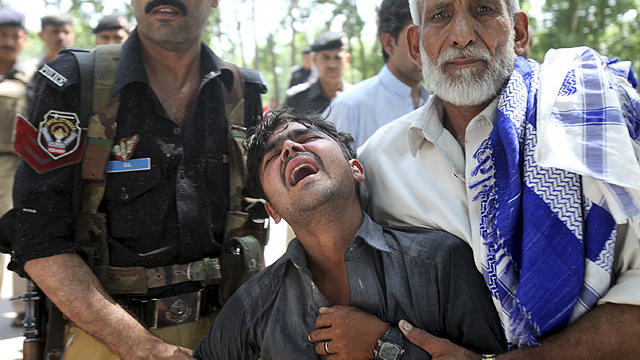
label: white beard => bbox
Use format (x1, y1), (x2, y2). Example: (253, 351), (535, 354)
(421, 30), (517, 106)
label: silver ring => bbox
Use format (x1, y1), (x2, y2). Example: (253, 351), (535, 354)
(324, 341), (331, 354)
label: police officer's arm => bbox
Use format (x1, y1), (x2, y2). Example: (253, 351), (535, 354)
(25, 254), (194, 360)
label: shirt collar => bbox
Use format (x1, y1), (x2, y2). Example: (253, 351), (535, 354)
(308, 80), (328, 100)
(113, 28), (233, 94)
(284, 213), (392, 270)
(407, 95), (499, 154)
(378, 65), (429, 104)
(353, 213), (392, 253)
(308, 79), (351, 101)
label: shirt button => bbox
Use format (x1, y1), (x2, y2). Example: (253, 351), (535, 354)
(120, 187), (129, 201)
(173, 128), (181, 135)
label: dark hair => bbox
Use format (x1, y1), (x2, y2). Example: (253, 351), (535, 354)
(244, 108), (356, 199)
(41, 14), (74, 30)
(377, 0), (412, 62)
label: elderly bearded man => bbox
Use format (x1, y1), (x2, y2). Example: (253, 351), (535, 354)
(313, 0), (640, 359)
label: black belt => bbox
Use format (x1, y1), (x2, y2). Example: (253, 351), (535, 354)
(116, 286), (219, 329)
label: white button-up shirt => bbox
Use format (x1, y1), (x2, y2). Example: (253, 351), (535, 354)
(359, 95), (640, 308)
(324, 65), (429, 148)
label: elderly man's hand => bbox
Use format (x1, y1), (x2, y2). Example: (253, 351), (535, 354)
(309, 305), (388, 360)
(399, 320), (480, 360)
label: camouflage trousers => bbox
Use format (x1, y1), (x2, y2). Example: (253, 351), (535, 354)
(61, 314), (215, 359)
(0, 154), (26, 314)
(0, 153), (19, 216)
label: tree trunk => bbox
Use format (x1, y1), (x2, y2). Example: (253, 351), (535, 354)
(252, 0), (260, 71)
(570, 0), (582, 35)
(357, 35), (366, 80)
(288, 0), (299, 67)
(267, 35), (281, 106)
(234, 4), (247, 68)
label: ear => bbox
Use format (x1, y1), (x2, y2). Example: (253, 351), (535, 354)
(38, 31), (44, 41)
(381, 32), (396, 59)
(264, 201), (282, 224)
(513, 12), (529, 57)
(349, 159), (365, 183)
(344, 52), (352, 65)
(406, 24), (422, 69)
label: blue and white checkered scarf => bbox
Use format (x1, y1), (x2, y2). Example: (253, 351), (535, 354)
(469, 47), (640, 348)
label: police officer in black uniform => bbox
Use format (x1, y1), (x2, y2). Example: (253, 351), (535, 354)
(288, 48), (316, 88)
(8, 0), (264, 358)
(94, 13), (131, 45)
(284, 31), (352, 114)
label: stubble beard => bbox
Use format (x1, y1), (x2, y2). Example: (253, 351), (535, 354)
(281, 166), (355, 227)
(420, 30), (517, 106)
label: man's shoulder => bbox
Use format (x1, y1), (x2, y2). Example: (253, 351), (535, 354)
(286, 81), (313, 98)
(33, 52), (81, 90)
(230, 255), (291, 304)
(383, 227), (472, 261)
(332, 75), (380, 106)
(359, 107), (420, 153)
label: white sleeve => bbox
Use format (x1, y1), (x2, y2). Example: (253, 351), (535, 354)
(599, 216), (640, 305)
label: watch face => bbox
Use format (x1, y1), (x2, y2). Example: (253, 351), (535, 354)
(379, 342), (402, 360)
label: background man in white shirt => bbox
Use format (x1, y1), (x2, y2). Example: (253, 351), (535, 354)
(323, 0), (428, 148)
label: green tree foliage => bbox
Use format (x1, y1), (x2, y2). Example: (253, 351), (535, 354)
(530, 0), (640, 76)
(68, 0), (104, 50)
(18, 0), (638, 108)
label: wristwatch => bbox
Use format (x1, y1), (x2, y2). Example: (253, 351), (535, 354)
(374, 326), (405, 360)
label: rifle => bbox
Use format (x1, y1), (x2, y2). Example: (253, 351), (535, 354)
(12, 280), (44, 360)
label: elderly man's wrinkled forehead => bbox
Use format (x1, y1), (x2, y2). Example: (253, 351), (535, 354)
(409, 0), (520, 26)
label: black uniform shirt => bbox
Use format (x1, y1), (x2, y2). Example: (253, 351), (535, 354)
(194, 214), (506, 359)
(288, 65), (316, 88)
(284, 79), (350, 114)
(13, 30), (233, 272)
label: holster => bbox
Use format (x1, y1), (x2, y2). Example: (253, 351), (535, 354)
(219, 210), (266, 304)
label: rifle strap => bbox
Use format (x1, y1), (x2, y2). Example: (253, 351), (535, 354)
(44, 298), (65, 360)
(222, 62), (247, 213)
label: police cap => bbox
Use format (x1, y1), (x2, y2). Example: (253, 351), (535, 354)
(0, 8), (25, 28)
(311, 32), (348, 52)
(94, 13), (130, 34)
(41, 13), (74, 29)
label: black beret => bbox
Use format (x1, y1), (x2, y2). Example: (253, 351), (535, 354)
(311, 32), (348, 52)
(41, 13), (74, 29)
(94, 14), (130, 34)
(0, 8), (25, 28)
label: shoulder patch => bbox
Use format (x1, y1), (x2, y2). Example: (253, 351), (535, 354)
(13, 115), (86, 174)
(285, 82), (311, 97)
(38, 64), (68, 87)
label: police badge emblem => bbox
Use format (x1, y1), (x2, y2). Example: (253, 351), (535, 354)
(37, 110), (82, 159)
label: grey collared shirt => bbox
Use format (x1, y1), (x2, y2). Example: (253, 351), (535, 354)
(195, 214), (506, 359)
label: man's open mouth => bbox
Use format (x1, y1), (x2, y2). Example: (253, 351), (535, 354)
(145, 0), (188, 16)
(284, 156), (320, 187)
(151, 6), (182, 16)
(290, 163), (319, 186)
